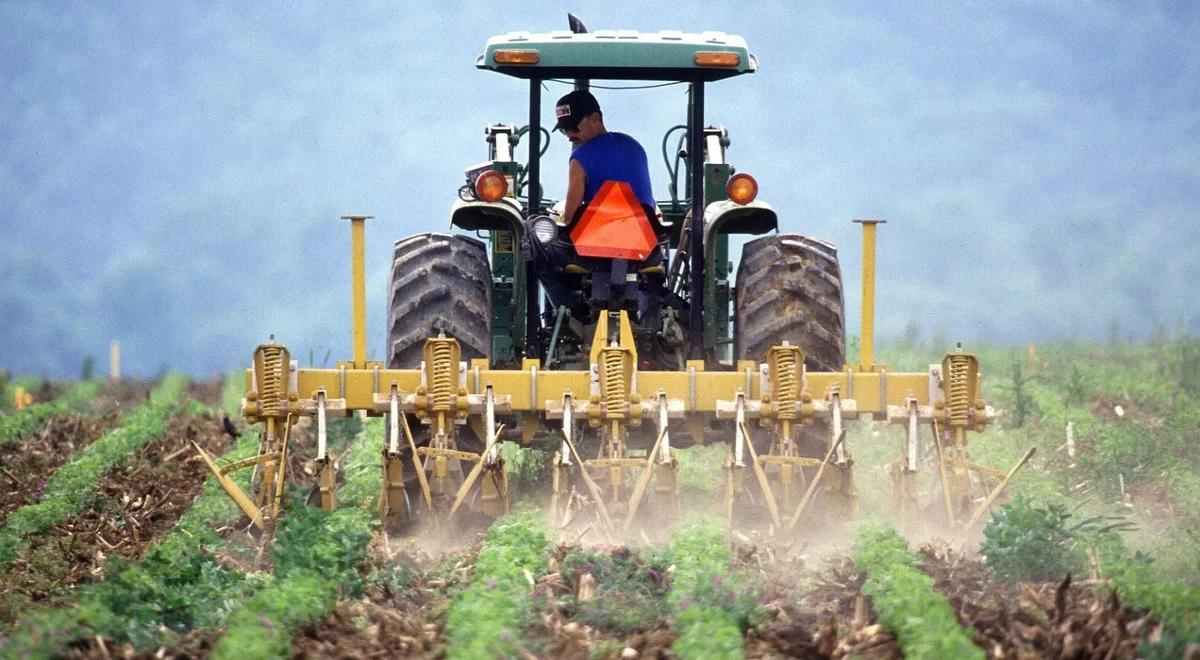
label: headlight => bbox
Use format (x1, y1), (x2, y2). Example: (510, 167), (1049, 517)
(530, 216), (558, 244)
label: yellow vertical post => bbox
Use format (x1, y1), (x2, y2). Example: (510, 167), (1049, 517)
(853, 220), (886, 372)
(109, 340), (121, 381)
(341, 215), (374, 368)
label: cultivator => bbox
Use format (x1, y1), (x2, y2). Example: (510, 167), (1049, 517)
(198, 218), (1025, 537)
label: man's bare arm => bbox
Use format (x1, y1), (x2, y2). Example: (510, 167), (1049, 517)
(563, 159), (586, 223)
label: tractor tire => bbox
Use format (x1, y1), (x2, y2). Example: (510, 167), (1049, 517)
(387, 233), (491, 369)
(735, 234), (845, 372)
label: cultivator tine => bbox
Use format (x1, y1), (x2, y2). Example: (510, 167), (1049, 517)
(963, 446), (1036, 530)
(622, 426), (668, 532)
(931, 417), (956, 524)
(560, 427), (614, 533)
(740, 420), (781, 529)
(193, 441), (268, 530)
(400, 408), (433, 513)
(787, 428), (846, 529)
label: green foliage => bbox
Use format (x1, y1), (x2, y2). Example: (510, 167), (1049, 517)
(1002, 355), (1037, 428)
(1098, 537), (1200, 646)
(216, 573), (335, 658)
(0, 375), (185, 569)
(557, 547), (670, 634)
(212, 418), (382, 660)
(981, 495), (1084, 583)
(502, 441), (550, 488)
(446, 509), (549, 659)
(674, 443), (728, 494)
(0, 379), (102, 445)
(3, 411), (264, 656)
(220, 369), (247, 417)
(663, 516), (753, 659)
(854, 526), (981, 660)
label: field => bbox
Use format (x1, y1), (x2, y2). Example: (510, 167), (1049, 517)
(0, 337), (1197, 658)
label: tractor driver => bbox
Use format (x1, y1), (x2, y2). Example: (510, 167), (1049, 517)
(527, 89), (665, 321)
(554, 89), (654, 221)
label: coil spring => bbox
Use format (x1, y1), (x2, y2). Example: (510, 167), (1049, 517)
(429, 341), (454, 411)
(258, 346), (285, 417)
(946, 354), (971, 425)
(774, 349), (798, 420)
(603, 349), (626, 417)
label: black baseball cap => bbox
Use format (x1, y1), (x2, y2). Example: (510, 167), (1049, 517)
(554, 90), (601, 131)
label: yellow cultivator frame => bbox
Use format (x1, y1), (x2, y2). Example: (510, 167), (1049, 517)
(200, 217), (1027, 535)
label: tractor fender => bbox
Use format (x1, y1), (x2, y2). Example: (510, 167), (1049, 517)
(703, 199), (777, 243)
(450, 197), (525, 234)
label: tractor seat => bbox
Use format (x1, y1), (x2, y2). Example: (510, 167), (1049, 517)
(564, 264), (589, 275)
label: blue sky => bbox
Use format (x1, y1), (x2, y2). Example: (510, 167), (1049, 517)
(1, 2), (1197, 377)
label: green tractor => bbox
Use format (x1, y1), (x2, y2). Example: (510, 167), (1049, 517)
(381, 17), (850, 528)
(387, 20), (845, 378)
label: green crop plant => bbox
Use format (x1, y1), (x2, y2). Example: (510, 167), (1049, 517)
(853, 525), (981, 659)
(662, 515), (757, 659)
(981, 495), (1086, 583)
(3, 395), (264, 656)
(212, 418), (382, 660)
(555, 546), (671, 634)
(1093, 534), (1200, 657)
(445, 509), (549, 659)
(0, 375), (185, 570)
(0, 379), (102, 445)
(502, 441), (550, 490)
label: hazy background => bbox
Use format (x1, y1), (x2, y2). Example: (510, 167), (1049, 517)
(2, 2), (1197, 378)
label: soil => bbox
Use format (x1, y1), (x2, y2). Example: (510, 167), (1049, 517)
(0, 412), (120, 526)
(0, 411), (231, 622)
(918, 544), (1152, 659)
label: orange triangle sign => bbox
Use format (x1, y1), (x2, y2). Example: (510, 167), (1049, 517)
(569, 181), (657, 260)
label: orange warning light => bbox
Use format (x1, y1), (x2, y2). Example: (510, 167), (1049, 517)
(569, 181), (657, 261)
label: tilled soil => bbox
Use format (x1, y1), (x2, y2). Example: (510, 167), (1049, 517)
(745, 550), (900, 659)
(918, 545), (1154, 659)
(0, 412), (231, 621)
(0, 412), (120, 526)
(291, 544), (465, 659)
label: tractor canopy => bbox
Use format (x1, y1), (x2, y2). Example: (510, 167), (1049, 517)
(478, 30), (757, 81)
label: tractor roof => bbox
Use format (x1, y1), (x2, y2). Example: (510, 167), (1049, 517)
(478, 30), (757, 82)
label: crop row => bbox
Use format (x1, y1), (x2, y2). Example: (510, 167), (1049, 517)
(854, 525), (981, 659)
(446, 509), (550, 658)
(0, 380), (102, 445)
(2, 375), (259, 655)
(662, 516), (756, 659)
(0, 375), (186, 570)
(212, 416), (382, 658)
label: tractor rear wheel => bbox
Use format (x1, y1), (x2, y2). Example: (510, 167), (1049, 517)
(387, 232), (491, 368)
(735, 233), (845, 372)
(386, 233), (492, 523)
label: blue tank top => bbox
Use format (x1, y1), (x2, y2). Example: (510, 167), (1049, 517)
(570, 132), (655, 208)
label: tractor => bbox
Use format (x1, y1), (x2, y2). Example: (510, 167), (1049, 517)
(199, 17), (1027, 540)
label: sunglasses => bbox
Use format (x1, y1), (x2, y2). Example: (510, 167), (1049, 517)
(556, 112), (593, 134)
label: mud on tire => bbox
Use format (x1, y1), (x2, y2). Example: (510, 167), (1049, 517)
(387, 233), (492, 369)
(735, 234), (845, 372)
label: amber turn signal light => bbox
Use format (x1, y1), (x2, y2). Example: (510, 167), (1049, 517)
(493, 50), (540, 65)
(694, 51), (740, 67)
(727, 173), (758, 204)
(475, 170), (508, 202)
